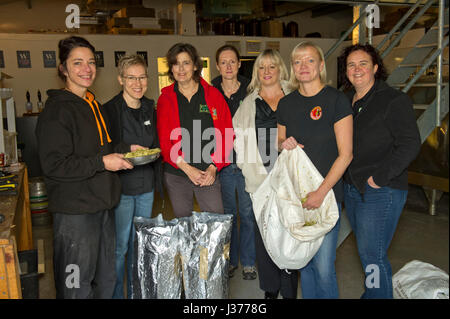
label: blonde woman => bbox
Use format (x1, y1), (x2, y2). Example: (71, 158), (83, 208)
(233, 49), (298, 299)
(277, 41), (353, 298)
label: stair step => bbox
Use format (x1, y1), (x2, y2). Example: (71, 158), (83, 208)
(399, 62), (449, 67)
(413, 104), (430, 110)
(394, 82), (449, 88)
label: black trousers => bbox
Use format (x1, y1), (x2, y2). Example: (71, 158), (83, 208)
(254, 223), (299, 298)
(52, 210), (116, 299)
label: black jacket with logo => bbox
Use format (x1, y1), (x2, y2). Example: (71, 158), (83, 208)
(36, 89), (121, 214)
(103, 92), (163, 197)
(344, 80), (421, 194)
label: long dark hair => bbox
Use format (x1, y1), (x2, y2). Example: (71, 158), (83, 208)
(58, 36), (95, 81)
(166, 43), (203, 83)
(338, 44), (388, 89)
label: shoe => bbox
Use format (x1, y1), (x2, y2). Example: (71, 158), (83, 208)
(242, 266), (257, 280)
(229, 264), (238, 278)
(264, 291), (278, 299)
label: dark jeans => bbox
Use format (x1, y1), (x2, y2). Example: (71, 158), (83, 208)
(219, 164), (256, 267)
(344, 182), (407, 299)
(299, 203), (341, 299)
(163, 171), (224, 217)
(52, 210), (116, 299)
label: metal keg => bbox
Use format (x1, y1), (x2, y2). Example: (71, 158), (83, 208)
(28, 177), (51, 226)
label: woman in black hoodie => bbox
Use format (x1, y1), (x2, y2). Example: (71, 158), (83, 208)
(103, 54), (162, 299)
(36, 36), (132, 299)
(339, 44), (421, 299)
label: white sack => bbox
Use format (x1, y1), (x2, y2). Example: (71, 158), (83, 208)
(393, 260), (449, 299)
(252, 147), (339, 269)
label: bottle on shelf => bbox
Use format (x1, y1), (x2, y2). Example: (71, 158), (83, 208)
(37, 90), (44, 112)
(26, 90), (33, 113)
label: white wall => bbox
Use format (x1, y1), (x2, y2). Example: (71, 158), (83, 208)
(0, 33), (343, 116)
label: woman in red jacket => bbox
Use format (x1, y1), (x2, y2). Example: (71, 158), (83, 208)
(156, 43), (234, 217)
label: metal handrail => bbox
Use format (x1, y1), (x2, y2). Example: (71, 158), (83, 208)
(324, 4), (368, 60)
(375, 0), (422, 51)
(401, 36), (449, 93)
(380, 0), (437, 59)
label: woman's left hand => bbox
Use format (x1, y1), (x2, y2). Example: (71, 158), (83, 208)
(367, 176), (381, 189)
(199, 164), (217, 187)
(302, 189), (327, 210)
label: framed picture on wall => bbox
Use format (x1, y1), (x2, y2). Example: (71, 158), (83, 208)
(114, 51), (126, 67)
(137, 51), (148, 66)
(43, 51), (56, 68)
(17, 50), (31, 68)
(0, 50), (4, 68)
(246, 40), (261, 55)
(95, 51), (104, 68)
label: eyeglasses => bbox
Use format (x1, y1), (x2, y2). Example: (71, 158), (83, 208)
(122, 75), (148, 82)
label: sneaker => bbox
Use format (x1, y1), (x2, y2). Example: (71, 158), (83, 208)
(242, 266), (257, 280)
(229, 264), (238, 278)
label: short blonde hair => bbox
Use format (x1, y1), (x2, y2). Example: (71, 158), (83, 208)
(248, 49), (289, 94)
(118, 54), (147, 77)
(289, 41), (327, 89)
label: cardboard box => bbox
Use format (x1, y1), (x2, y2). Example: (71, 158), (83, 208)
(107, 17), (131, 29)
(114, 7), (155, 18)
(261, 20), (283, 38)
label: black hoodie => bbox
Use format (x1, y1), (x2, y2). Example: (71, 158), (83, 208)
(36, 89), (121, 214)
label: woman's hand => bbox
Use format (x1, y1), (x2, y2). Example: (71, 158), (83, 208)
(182, 163), (205, 186)
(367, 176), (381, 189)
(103, 153), (133, 171)
(199, 164), (217, 187)
(302, 188), (327, 210)
(280, 136), (304, 151)
(130, 144), (148, 152)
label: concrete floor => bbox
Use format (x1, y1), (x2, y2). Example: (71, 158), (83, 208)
(31, 185), (449, 299)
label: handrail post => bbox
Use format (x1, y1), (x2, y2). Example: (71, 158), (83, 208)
(436, 0), (444, 127)
(325, 5), (367, 60)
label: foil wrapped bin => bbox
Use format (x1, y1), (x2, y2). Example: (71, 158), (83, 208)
(131, 212), (232, 299)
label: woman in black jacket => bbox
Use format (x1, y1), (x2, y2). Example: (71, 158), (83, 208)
(36, 36), (132, 299)
(103, 54), (162, 299)
(338, 44), (421, 299)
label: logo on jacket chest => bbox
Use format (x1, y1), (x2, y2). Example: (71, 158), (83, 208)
(310, 106), (322, 120)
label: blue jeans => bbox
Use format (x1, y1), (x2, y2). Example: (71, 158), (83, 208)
(219, 164), (256, 267)
(344, 182), (407, 299)
(113, 191), (154, 299)
(299, 203), (341, 299)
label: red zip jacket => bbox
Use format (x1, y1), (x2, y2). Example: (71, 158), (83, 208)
(156, 78), (234, 172)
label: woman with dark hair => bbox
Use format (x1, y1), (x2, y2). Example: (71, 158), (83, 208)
(210, 45), (256, 280)
(36, 36), (133, 298)
(156, 43), (233, 218)
(338, 44), (421, 298)
(103, 54), (163, 299)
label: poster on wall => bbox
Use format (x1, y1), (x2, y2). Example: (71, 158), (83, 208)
(17, 50), (31, 68)
(43, 51), (56, 68)
(246, 40), (261, 55)
(0, 51), (4, 68)
(114, 51), (126, 67)
(95, 51), (104, 67)
(137, 51), (148, 66)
